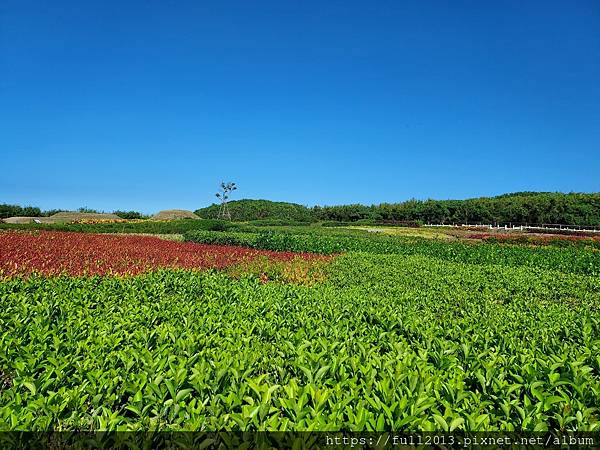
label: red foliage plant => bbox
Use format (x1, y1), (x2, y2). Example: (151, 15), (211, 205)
(0, 231), (326, 277)
(466, 232), (600, 244)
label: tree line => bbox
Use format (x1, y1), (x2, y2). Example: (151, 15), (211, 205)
(0, 205), (147, 220)
(197, 193), (600, 226)
(4, 192), (600, 226)
(314, 192), (600, 226)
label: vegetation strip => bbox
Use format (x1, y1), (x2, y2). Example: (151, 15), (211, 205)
(0, 231), (324, 277)
(183, 230), (600, 276)
(1, 253), (598, 430)
(4, 192), (600, 226)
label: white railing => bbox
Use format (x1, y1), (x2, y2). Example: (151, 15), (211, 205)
(424, 223), (600, 233)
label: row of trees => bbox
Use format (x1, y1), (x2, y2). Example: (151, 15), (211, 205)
(197, 193), (600, 226)
(314, 192), (600, 226)
(0, 205), (147, 220)
(0, 204), (60, 219)
(5, 192), (600, 226)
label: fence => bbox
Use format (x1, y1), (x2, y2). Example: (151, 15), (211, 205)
(424, 223), (600, 233)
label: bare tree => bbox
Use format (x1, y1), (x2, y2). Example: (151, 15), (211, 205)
(216, 181), (237, 220)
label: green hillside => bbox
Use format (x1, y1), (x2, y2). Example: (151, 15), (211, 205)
(195, 199), (314, 222)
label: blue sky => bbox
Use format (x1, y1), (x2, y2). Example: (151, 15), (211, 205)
(1, 1), (599, 213)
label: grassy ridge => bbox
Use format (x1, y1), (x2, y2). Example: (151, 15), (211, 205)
(0, 219), (237, 234)
(0, 219), (316, 234)
(1, 254), (598, 430)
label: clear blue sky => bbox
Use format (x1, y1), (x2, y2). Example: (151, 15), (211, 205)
(1, 1), (599, 213)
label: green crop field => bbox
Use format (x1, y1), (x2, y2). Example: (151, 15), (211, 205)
(3, 0), (600, 441)
(1, 228), (599, 432)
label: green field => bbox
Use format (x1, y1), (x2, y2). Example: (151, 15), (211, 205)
(1, 227), (599, 431)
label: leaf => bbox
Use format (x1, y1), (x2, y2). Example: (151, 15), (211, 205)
(176, 388), (193, 403)
(23, 382), (36, 395)
(124, 405), (142, 417)
(432, 414), (448, 431)
(314, 365), (330, 383)
(449, 417), (464, 431)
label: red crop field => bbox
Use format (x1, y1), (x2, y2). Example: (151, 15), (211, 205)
(466, 232), (600, 245)
(0, 231), (322, 277)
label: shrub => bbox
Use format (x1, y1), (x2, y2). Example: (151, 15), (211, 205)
(183, 230), (257, 247)
(113, 210), (148, 220)
(246, 219), (312, 227)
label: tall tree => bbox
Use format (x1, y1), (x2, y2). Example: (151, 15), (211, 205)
(216, 182), (237, 220)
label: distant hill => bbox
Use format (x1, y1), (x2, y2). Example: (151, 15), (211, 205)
(153, 209), (200, 220)
(49, 212), (122, 223)
(2, 216), (47, 224)
(195, 199), (313, 222)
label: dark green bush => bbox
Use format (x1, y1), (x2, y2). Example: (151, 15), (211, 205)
(321, 221), (354, 227)
(113, 210), (148, 220)
(184, 230), (257, 247)
(246, 219), (312, 227)
(200, 220), (236, 231)
(0, 204), (42, 219)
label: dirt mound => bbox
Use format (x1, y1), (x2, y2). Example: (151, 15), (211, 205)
(3, 216), (40, 224)
(153, 209), (200, 220)
(49, 212), (122, 223)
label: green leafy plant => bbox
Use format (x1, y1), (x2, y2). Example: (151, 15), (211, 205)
(1, 247), (598, 431)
